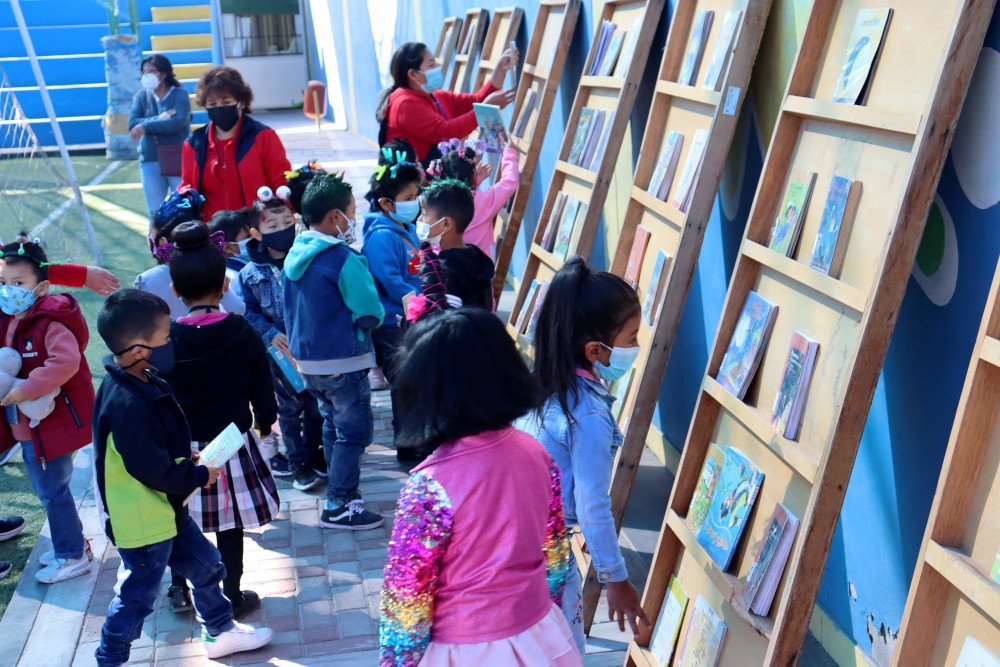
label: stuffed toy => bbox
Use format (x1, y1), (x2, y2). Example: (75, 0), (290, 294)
(0, 347), (58, 427)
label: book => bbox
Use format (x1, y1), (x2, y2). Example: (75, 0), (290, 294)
(598, 29), (626, 77)
(648, 131), (684, 201)
(697, 446), (765, 571)
(641, 251), (672, 328)
(678, 10), (715, 86)
(809, 175), (863, 277)
(741, 503), (799, 616)
(957, 636), (1000, 667)
(525, 280), (550, 341)
(553, 197), (581, 260)
(567, 203), (589, 254)
(541, 192), (568, 252)
(687, 443), (724, 531)
(648, 576), (689, 666)
(701, 10), (743, 91)
(768, 170), (817, 257)
(183, 423), (245, 506)
(717, 291), (778, 400)
(515, 280), (540, 334)
(579, 109), (606, 168)
(623, 225), (651, 289)
(472, 103), (507, 154)
(589, 20), (617, 75)
(670, 129), (709, 213)
(268, 345), (306, 394)
(832, 8), (893, 105)
(770, 332), (819, 440)
(612, 17), (643, 78)
(566, 108), (595, 165)
(588, 111), (616, 170)
(991, 546), (1000, 585)
(676, 594), (727, 667)
(513, 89), (537, 137)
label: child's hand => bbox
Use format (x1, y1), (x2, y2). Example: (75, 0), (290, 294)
(204, 466), (221, 488)
(605, 579), (650, 637)
(0, 386), (28, 407)
(271, 333), (290, 356)
(498, 46), (519, 73)
(484, 89), (516, 109)
(475, 161), (492, 184)
(129, 125), (144, 141)
(190, 449), (201, 463)
(84, 266), (121, 296)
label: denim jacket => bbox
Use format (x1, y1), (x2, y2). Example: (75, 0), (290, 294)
(515, 370), (627, 583)
(236, 250), (284, 346)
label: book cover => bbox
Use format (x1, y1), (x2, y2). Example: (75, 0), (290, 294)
(588, 111), (616, 171)
(770, 331), (819, 440)
(717, 291), (778, 400)
(956, 636), (1000, 667)
(566, 108), (595, 166)
(809, 175), (863, 277)
(525, 280), (550, 342)
(740, 503), (799, 616)
(655, 131), (685, 202)
(832, 8), (893, 105)
(598, 30), (626, 77)
(991, 546), (1000, 585)
(670, 129), (709, 213)
(515, 280), (539, 333)
(648, 575), (689, 666)
(513, 89), (537, 138)
(183, 423), (244, 506)
(472, 103), (507, 154)
(687, 443), (724, 531)
(647, 131), (683, 199)
(676, 594), (727, 667)
(696, 446), (765, 571)
(678, 10), (715, 86)
(567, 203), (589, 256)
(541, 192), (568, 252)
(589, 20), (616, 75)
(768, 170), (817, 257)
(641, 251), (672, 328)
(613, 17), (643, 77)
(623, 225), (652, 289)
(553, 197), (581, 260)
(580, 110), (606, 168)
(268, 345), (306, 394)
(701, 10), (742, 91)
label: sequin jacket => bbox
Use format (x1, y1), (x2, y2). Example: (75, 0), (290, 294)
(378, 426), (570, 666)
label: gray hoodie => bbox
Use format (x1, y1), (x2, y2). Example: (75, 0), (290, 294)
(134, 264), (245, 320)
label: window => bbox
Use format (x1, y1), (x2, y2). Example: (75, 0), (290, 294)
(220, 0), (303, 58)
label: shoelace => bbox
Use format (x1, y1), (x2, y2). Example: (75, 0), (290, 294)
(346, 499), (365, 515)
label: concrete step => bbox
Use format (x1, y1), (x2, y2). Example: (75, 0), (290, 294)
(0, 20), (211, 58)
(151, 5), (211, 22)
(150, 33), (211, 52)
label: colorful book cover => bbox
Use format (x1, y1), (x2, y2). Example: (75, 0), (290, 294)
(770, 331), (818, 439)
(655, 131), (685, 201)
(956, 636), (1000, 667)
(183, 423), (244, 505)
(687, 443), (724, 531)
(767, 170), (817, 257)
(541, 192), (568, 252)
(647, 131), (683, 199)
(553, 197), (581, 260)
(747, 504), (798, 616)
(525, 280), (550, 341)
(641, 251), (671, 328)
(717, 291), (778, 400)
(515, 280), (540, 333)
(472, 103), (507, 154)
(678, 10), (715, 86)
(670, 129), (709, 213)
(676, 594), (727, 667)
(740, 504), (789, 610)
(588, 111), (616, 171)
(613, 17), (643, 77)
(701, 10), (743, 91)
(623, 225), (652, 289)
(579, 109), (605, 167)
(809, 175), (862, 277)
(598, 30), (626, 77)
(832, 8), (893, 105)
(269, 345), (306, 394)
(696, 446), (764, 571)
(648, 575), (689, 666)
(566, 108), (595, 165)
(991, 546), (1000, 585)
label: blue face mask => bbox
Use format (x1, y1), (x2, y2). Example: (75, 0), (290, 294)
(0, 284), (37, 316)
(392, 199), (421, 225)
(594, 342), (640, 383)
(421, 66), (444, 93)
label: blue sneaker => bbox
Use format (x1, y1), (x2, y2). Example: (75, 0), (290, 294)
(270, 453), (292, 477)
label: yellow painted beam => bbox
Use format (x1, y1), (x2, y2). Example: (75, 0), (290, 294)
(150, 34), (212, 51)
(151, 5), (211, 22)
(173, 62), (212, 80)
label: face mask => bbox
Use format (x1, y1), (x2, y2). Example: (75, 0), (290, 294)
(391, 199), (421, 225)
(416, 218), (444, 246)
(594, 342), (640, 383)
(260, 226), (295, 253)
(0, 284), (37, 316)
(118, 341), (175, 374)
(207, 104), (240, 132)
(140, 72), (159, 90)
(335, 212), (357, 245)
(421, 66), (443, 93)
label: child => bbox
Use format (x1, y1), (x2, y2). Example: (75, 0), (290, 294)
(284, 161), (327, 218)
(379, 308), (578, 666)
(208, 206), (252, 272)
(239, 186), (326, 489)
(430, 137), (519, 258)
(157, 222), (279, 618)
(417, 178), (496, 310)
(283, 173), (386, 530)
(0, 238), (95, 584)
(135, 186), (245, 319)
(515, 257), (650, 653)
(93, 289), (272, 665)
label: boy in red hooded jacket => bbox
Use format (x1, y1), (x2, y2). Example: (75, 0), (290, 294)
(0, 237), (95, 584)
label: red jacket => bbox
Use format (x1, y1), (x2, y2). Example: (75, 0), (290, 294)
(0, 294), (94, 463)
(181, 115), (291, 220)
(384, 82), (498, 162)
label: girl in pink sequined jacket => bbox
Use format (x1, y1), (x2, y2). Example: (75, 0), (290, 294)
(378, 308), (580, 667)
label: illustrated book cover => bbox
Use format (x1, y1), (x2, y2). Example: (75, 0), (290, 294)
(770, 331), (819, 440)
(515, 280), (540, 334)
(472, 103), (507, 154)
(553, 197), (581, 260)
(687, 443), (724, 531)
(566, 108), (595, 166)
(647, 131), (684, 201)
(183, 423), (244, 505)
(696, 446), (764, 571)
(268, 345), (306, 394)
(648, 575), (689, 666)
(676, 594), (727, 667)
(809, 175), (863, 277)
(541, 192), (568, 252)
(670, 129), (709, 213)
(832, 8), (893, 105)
(717, 291), (778, 400)
(623, 225), (651, 289)
(641, 250), (672, 328)
(613, 17), (643, 78)
(740, 503), (799, 616)
(767, 170), (817, 257)
(678, 10), (715, 86)
(701, 10), (743, 91)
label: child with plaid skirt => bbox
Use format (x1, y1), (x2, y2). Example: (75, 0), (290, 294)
(160, 221), (279, 618)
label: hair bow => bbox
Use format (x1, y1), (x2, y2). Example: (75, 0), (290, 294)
(426, 160), (444, 179)
(284, 170), (300, 180)
(208, 230), (227, 254)
(464, 138), (487, 156)
(151, 240), (175, 263)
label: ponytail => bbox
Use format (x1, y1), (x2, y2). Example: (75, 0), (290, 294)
(377, 42), (429, 145)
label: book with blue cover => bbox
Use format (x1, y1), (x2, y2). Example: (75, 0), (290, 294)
(269, 345), (306, 394)
(696, 446), (764, 571)
(717, 291), (778, 400)
(809, 175), (862, 277)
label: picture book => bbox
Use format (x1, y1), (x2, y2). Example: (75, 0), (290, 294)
(648, 576), (689, 666)
(741, 503), (798, 616)
(623, 225), (652, 289)
(678, 10), (715, 86)
(567, 203), (589, 255)
(525, 280), (550, 342)
(541, 192), (568, 252)
(598, 29), (626, 77)
(809, 175), (863, 277)
(183, 423), (244, 506)
(650, 131), (684, 201)
(767, 170), (817, 257)
(513, 89), (537, 138)
(579, 109), (606, 167)
(957, 636), (1000, 667)
(515, 280), (539, 333)
(701, 10), (742, 91)
(268, 345), (306, 394)
(588, 111), (616, 170)
(687, 443), (724, 531)
(696, 446), (764, 571)
(473, 103), (507, 154)
(567, 108), (595, 166)
(832, 8), (893, 105)
(613, 17), (643, 78)
(641, 251), (672, 328)
(991, 546), (1000, 585)
(553, 197), (581, 260)
(670, 129), (709, 213)
(676, 594), (727, 667)
(717, 291), (778, 400)
(770, 331), (819, 440)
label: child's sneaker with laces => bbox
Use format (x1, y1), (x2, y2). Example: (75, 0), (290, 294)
(35, 552), (93, 584)
(203, 621), (273, 659)
(292, 465), (322, 491)
(39, 538), (92, 566)
(320, 498), (383, 530)
(269, 452), (292, 477)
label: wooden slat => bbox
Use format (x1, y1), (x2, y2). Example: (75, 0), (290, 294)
(784, 95), (922, 137)
(924, 541), (1000, 621)
(555, 159), (598, 184)
(530, 243), (564, 272)
(978, 335), (1000, 369)
(630, 185), (687, 231)
(579, 75), (626, 90)
(654, 78), (723, 107)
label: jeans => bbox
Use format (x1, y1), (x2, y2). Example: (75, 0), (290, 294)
(139, 160), (182, 216)
(305, 370), (373, 504)
(563, 552), (585, 656)
(170, 527), (244, 601)
(21, 441), (85, 559)
(96, 515), (234, 666)
(372, 325), (404, 446)
(271, 359), (324, 469)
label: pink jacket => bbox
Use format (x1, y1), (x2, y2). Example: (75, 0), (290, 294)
(466, 146), (519, 259)
(378, 426), (570, 666)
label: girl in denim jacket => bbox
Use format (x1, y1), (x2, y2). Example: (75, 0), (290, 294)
(516, 257), (650, 654)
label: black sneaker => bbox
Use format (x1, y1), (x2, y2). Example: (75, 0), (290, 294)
(231, 590), (261, 620)
(320, 499), (384, 531)
(0, 444), (18, 466)
(269, 453), (292, 477)
(167, 584), (193, 613)
(0, 561), (10, 579)
(0, 516), (25, 541)
(310, 450), (328, 479)
(292, 465), (322, 492)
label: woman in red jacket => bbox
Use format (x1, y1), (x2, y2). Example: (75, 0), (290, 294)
(181, 67), (291, 220)
(377, 42), (518, 164)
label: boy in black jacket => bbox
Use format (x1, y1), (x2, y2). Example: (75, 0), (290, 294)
(92, 290), (272, 666)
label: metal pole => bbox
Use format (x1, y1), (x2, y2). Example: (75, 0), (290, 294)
(9, 0), (103, 263)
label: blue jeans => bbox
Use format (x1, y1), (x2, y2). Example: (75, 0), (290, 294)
(271, 359), (323, 469)
(304, 370), (373, 504)
(21, 441), (85, 559)
(96, 515), (234, 666)
(372, 325), (404, 446)
(139, 161), (182, 216)
(563, 552), (585, 655)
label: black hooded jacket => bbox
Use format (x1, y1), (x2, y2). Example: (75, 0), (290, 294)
(438, 244), (496, 310)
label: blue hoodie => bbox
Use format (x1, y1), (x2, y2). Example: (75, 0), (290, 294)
(361, 211), (421, 325)
(283, 230), (385, 376)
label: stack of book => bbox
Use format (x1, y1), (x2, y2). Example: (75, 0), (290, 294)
(716, 291), (778, 400)
(739, 503), (799, 616)
(678, 10), (715, 86)
(539, 192), (588, 261)
(647, 131), (684, 202)
(588, 19), (621, 76)
(770, 332), (819, 440)
(701, 10), (743, 91)
(516, 279), (551, 341)
(669, 129), (709, 213)
(566, 108), (616, 170)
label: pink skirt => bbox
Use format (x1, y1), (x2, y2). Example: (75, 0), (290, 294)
(419, 604), (583, 666)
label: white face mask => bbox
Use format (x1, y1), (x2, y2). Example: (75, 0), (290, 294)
(140, 72), (160, 90)
(417, 217), (445, 246)
(335, 211), (357, 245)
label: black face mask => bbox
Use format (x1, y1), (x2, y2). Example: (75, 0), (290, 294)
(260, 226), (295, 253)
(207, 104), (240, 132)
(117, 341), (174, 375)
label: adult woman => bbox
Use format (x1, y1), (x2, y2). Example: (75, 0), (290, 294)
(128, 55), (191, 215)
(378, 42), (518, 164)
(181, 67), (290, 220)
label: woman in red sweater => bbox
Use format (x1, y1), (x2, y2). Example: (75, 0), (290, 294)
(378, 42), (518, 164)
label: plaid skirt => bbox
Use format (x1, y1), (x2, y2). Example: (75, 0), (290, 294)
(188, 430), (280, 533)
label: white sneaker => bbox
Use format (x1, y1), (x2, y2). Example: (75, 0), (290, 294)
(39, 539), (92, 566)
(203, 621), (274, 659)
(369, 367), (390, 390)
(35, 553), (93, 584)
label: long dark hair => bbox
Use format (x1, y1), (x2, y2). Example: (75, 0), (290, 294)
(532, 257), (640, 420)
(376, 42), (428, 145)
(140, 54), (181, 89)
